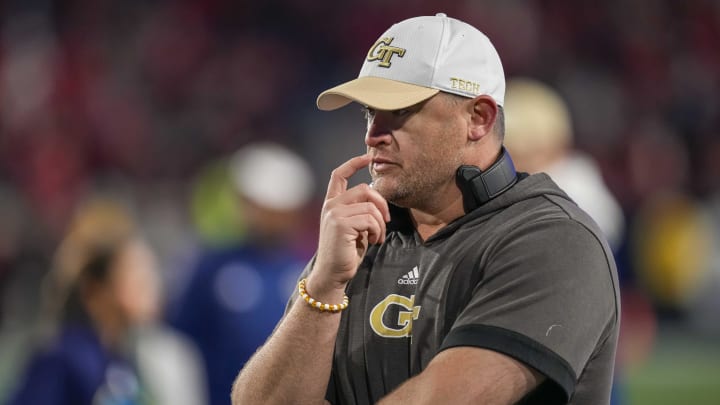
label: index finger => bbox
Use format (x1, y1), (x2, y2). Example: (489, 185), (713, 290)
(326, 154), (372, 199)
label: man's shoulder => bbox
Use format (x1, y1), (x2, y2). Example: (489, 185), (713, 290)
(452, 179), (614, 271)
(488, 173), (607, 241)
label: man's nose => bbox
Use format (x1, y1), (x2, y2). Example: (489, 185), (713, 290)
(365, 112), (393, 147)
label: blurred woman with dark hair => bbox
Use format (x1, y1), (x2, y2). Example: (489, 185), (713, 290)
(6, 199), (206, 405)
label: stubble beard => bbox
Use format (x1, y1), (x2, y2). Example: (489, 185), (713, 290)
(371, 147), (463, 209)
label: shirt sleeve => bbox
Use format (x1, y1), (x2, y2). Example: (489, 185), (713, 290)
(439, 218), (618, 401)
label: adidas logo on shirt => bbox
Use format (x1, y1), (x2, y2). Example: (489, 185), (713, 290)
(398, 266), (420, 285)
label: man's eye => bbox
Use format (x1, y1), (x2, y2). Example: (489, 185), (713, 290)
(393, 108), (411, 117)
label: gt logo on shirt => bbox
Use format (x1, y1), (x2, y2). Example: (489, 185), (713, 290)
(369, 294), (421, 338)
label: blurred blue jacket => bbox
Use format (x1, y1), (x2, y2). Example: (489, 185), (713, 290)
(168, 243), (307, 405)
(6, 325), (146, 405)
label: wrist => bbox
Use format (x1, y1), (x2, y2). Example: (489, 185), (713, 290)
(298, 278), (349, 313)
(305, 273), (348, 305)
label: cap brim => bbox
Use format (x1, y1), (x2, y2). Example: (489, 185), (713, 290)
(316, 76), (440, 111)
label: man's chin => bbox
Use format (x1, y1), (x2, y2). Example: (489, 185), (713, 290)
(372, 180), (410, 207)
(370, 177), (391, 195)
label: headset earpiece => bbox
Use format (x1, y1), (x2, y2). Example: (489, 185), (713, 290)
(456, 147), (518, 213)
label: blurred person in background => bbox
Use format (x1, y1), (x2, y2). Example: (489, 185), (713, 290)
(5, 198), (206, 405)
(169, 142), (315, 405)
(0, 184), (47, 401)
(503, 78), (625, 249)
(504, 78), (629, 404)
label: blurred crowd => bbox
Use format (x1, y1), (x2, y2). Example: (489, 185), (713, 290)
(0, 0), (719, 404)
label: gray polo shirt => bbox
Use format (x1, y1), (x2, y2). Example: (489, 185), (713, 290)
(295, 173), (620, 404)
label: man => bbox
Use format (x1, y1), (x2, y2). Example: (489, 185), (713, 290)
(171, 142), (314, 405)
(232, 14), (619, 405)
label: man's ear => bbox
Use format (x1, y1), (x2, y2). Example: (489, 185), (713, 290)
(468, 95), (498, 141)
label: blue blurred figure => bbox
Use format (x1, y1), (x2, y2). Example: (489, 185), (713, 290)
(169, 142), (315, 405)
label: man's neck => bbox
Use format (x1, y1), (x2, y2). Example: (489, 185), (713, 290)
(405, 144), (502, 241)
(409, 194), (465, 241)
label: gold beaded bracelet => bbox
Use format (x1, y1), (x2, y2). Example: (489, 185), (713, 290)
(297, 278), (349, 313)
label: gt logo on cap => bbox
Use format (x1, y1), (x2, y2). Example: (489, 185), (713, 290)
(366, 37), (406, 68)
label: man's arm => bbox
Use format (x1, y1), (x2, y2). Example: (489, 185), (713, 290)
(231, 154), (390, 405)
(230, 294), (342, 405)
(378, 347), (544, 405)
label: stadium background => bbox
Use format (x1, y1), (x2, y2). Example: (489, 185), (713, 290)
(0, 0), (719, 404)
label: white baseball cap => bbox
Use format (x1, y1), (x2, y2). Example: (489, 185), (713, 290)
(317, 13), (506, 111)
(229, 143), (314, 211)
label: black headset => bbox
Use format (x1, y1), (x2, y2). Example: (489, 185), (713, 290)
(455, 147), (518, 213)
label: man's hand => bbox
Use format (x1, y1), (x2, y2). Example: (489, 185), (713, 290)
(308, 154), (390, 298)
(231, 156), (387, 405)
